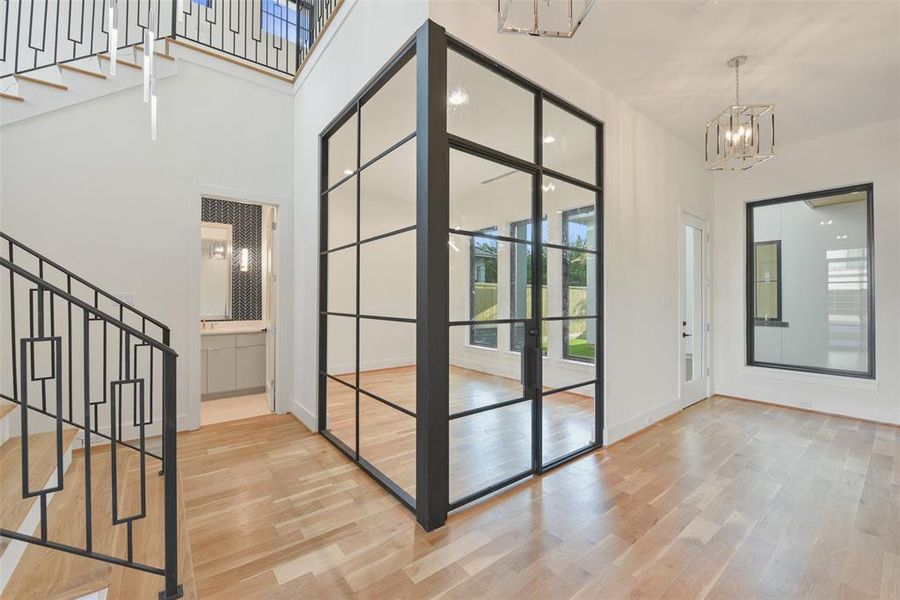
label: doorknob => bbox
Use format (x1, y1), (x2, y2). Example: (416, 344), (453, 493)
(682, 332), (693, 338)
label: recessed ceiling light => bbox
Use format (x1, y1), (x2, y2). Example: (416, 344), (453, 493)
(448, 87), (469, 107)
(543, 134), (556, 144)
(343, 169), (353, 176)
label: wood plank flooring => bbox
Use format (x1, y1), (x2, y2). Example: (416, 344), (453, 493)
(2, 443), (197, 600)
(179, 395), (900, 599)
(326, 365), (595, 501)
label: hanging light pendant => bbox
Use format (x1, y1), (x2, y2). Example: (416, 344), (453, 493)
(498, 0), (596, 38)
(108, 0), (118, 76)
(705, 56), (775, 171)
(144, 3), (158, 141)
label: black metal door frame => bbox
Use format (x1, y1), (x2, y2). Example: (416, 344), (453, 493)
(317, 19), (605, 532)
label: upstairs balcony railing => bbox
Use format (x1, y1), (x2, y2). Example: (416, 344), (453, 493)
(0, 0), (341, 79)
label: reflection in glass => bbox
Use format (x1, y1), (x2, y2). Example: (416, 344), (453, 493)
(753, 241), (780, 320)
(359, 319), (416, 414)
(543, 179), (597, 249)
(509, 218), (547, 354)
(360, 138), (416, 240)
(542, 383), (594, 464)
(359, 396), (416, 498)
(561, 318), (596, 363)
(360, 56), (416, 163)
(750, 189), (871, 374)
(359, 229), (416, 319)
(449, 149), (531, 233)
(450, 401), (532, 502)
(327, 247), (356, 315)
(450, 323), (525, 415)
(542, 100), (596, 184)
(326, 177), (356, 250)
(326, 315), (355, 384)
(447, 50), (534, 161)
(326, 112), (357, 186)
(325, 377), (356, 451)
(470, 229), (498, 347)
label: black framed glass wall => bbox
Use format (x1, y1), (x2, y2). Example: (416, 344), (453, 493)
(319, 41), (418, 509)
(746, 184), (875, 378)
(319, 21), (603, 531)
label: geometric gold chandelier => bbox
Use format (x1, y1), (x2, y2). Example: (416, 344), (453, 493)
(497, 0), (597, 38)
(705, 55), (775, 171)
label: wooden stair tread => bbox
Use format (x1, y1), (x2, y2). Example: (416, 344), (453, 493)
(0, 91), (25, 102)
(59, 63), (108, 80)
(15, 73), (69, 91)
(98, 54), (142, 70)
(3, 444), (196, 600)
(1, 428), (77, 534)
(0, 398), (16, 420)
(135, 44), (177, 61)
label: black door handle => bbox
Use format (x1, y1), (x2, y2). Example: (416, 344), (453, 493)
(682, 332), (692, 338)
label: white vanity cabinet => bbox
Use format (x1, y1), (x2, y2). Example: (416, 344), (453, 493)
(201, 331), (266, 398)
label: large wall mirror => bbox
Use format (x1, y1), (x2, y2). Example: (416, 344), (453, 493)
(201, 222), (233, 320)
(747, 183), (875, 378)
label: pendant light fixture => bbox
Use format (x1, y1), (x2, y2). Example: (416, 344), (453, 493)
(144, 3), (158, 141)
(497, 0), (596, 38)
(705, 55), (775, 171)
(108, 0), (118, 76)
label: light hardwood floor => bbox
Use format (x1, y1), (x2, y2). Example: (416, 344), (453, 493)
(326, 365), (595, 501)
(201, 392), (271, 426)
(179, 395), (900, 599)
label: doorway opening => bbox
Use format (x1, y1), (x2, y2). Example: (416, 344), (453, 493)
(680, 212), (710, 407)
(199, 197), (278, 426)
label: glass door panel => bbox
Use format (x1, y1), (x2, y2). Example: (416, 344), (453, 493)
(541, 169), (599, 467)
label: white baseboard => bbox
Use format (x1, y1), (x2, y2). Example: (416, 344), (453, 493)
(715, 381), (900, 425)
(289, 398), (317, 432)
(606, 398), (681, 445)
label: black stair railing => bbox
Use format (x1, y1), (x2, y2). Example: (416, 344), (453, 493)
(1, 0), (342, 79)
(0, 234), (181, 600)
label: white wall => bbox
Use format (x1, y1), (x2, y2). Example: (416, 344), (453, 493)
(292, 0), (715, 441)
(713, 118), (900, 424)
(0, 58), (295, 432)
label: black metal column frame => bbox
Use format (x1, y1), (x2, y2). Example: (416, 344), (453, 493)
(415, 19), (450, 531)
(595, 121), (605, 446)
(745, 182), (876, 379)
(530, 90), (544, 475)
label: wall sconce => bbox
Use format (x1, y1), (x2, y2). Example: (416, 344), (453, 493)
(240, 248), (250, 272)
(209, 243), (227, 260)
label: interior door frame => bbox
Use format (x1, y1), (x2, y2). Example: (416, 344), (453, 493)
(186, 184), (287, 431)
(678, 209), (711, 407)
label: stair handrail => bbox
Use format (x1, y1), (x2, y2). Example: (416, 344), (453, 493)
(1, 231), (171, 346)
(0, 254), (182, 600)
(0, 255), (175, 355)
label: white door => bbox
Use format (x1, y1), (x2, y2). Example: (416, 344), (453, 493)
(680, 213), (709, 407)
(265, 211), (277, 412)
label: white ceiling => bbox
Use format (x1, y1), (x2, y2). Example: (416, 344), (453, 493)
(536, 0), (900, 150)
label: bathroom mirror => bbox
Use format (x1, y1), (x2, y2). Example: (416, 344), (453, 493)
(201, 222), (233, 320)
